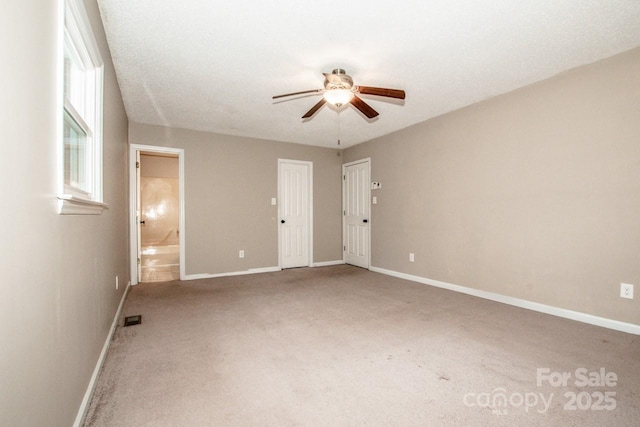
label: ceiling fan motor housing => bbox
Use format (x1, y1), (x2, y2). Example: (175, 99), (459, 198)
(324, 69), (354, 90)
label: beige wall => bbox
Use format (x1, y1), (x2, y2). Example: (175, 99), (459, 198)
(0, 1), (129, 425)
(345, 47), (640, 325)
(140, 153), (179, 179)
(129, 123), (343, 274)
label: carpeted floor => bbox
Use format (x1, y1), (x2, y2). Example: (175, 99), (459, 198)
(84, 265), (640, 426)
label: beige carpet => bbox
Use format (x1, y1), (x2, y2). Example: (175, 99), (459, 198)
(84, 265), (640, 426)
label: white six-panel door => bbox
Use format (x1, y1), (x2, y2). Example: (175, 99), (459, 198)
(278, 160), (312, 268)
(343, 159), (370, 268)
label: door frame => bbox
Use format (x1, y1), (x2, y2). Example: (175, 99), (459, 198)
(129, 144), (185, 285)
(277, 159), (313, 268)
(342, 157), (371, 269)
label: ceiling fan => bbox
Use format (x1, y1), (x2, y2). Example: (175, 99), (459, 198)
(272, 68), (405, 119)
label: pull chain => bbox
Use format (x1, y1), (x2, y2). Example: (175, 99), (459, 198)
(336, 108), (341, 146)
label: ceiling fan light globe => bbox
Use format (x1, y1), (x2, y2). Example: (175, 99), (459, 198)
(323, 88), (354, 107)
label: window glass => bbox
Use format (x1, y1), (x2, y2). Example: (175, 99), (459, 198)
(63, 110), (87, 190)
(63, 36), (87, 118)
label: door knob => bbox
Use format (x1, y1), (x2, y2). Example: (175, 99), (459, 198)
(140, 220), (146, 225)
(281, 220), (285, 223)
(363, 219), (368, 223)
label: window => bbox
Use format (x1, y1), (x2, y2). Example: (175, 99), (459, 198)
(57, 0), (106, 214)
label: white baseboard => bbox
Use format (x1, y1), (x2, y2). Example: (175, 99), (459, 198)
(313, 260), (345, 267)
(184, 262), (345, 279)
(74, 281), (131, 427)
(183, 266), (281, 281)
(370, 266), (640, 336)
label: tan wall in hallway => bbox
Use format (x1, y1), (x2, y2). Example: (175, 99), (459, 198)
(140, 153), (179, 179)
(129, 123), (343, 274)
(344, 48), (640, 325)
(0, 0), (129, 425)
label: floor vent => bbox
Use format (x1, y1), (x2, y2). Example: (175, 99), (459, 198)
(124, 315), (142, 327)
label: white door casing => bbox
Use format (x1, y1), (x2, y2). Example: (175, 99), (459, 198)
(343, 159), (370, 268)
(278, 159), (312, 269)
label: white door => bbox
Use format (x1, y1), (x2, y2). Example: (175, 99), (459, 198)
(343, 159), (370, 268)
(279, 160), (312, 268)
(135, 150), (142, 280)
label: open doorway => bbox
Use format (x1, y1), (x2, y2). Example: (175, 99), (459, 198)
(129, 145), (185, 284)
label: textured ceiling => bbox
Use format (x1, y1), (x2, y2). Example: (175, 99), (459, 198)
(98, 0), (640, 148)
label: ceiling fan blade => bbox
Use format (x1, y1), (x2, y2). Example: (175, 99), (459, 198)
(302, 98), (327, 118)
(272, 89), (322, 99)
(357, 86), (406, 100)
(350, 95), (379, 118)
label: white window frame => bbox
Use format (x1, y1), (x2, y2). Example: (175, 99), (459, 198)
(57, 0), (107, 214)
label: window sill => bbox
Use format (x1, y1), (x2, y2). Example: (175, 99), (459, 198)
(57, 194), (108, 215)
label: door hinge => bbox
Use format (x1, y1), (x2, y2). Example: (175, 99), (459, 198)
(343, 246), (346, 251)
(137, 258), (141, 265)
(343, 210), (346, 216)
(136, 161), (140, 169)
(343, 175), (346, 180)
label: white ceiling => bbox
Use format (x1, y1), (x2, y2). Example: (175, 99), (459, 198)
(97, 0), (640, 148)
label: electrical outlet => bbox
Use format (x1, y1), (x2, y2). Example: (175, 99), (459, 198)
(239, 250), (245, 258)
(409, 253), (415, 262)
(115, 275), (119, 290)
(620, 283), (634, 299)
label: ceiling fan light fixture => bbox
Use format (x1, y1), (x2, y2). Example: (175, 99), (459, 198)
(323, 88), (354, 107)
(273, 69), (403, 120)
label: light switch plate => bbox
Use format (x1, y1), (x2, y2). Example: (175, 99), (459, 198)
(271, 198), (277, 205)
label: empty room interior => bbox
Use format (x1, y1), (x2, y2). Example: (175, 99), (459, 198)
(2, 0), (640, 426)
